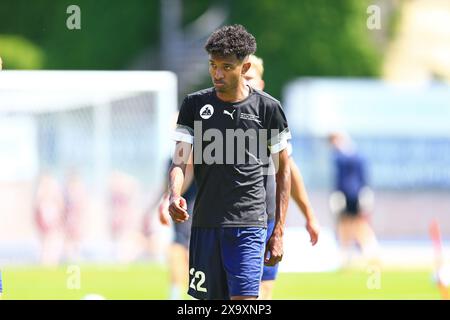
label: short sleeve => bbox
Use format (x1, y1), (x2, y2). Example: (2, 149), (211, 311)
(267, 103), (291, 154)
(172, 96), (194, 144)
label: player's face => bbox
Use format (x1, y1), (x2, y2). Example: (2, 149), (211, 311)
(243, 65), (264, 91)
(209, 54), (247, 93)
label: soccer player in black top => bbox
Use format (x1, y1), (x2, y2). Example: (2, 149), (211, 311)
(168, 25), (291, 300)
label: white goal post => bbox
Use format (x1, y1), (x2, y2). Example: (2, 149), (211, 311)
(0, 71), (177, 258)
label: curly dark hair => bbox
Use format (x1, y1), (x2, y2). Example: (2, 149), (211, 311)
(204, 24), (257, 60)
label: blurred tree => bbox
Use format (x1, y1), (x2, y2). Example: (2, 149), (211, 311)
(228, 0), (383, 98)
(0, 0), (160, 69)
(0, 35), (44, 69)
(0, 0), (385, 98)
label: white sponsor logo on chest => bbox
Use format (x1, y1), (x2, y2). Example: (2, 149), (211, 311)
(200, 104), (214, 119)
(240, 112), (261, 124)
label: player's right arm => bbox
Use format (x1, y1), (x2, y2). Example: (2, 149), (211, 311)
(158, 142), (195, 226)
(168, 141), (192, 223)
(169, 95), (195, 223)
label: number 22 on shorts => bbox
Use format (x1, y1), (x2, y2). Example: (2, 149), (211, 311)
(189, 268), (207, 292)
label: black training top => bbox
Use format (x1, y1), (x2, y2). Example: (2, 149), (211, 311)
(173, 86), (290, 228)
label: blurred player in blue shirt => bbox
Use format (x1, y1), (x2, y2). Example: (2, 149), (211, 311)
(328, 132), (378, 266)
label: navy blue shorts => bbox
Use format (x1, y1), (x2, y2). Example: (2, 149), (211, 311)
(343, 197), (361, 216)
(188, 226), (267, 300)
(262, 219), (279, 281)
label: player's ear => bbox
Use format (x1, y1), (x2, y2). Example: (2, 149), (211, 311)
(241, 61), (251, 75)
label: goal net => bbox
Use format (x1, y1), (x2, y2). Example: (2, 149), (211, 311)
(0, 71), (177, 264)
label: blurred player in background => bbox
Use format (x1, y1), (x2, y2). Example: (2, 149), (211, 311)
(430, 219), (450, 300)
(62, 169), (87, 262)
(0, 56), (2, 70)
(245, 54), (320, 300)
(109, 170), (141, 263)
(34, 172), (65, 266)
(144, 158), (195, 300)
(141, 103), (195, 299)
(328, 132), (379, 267)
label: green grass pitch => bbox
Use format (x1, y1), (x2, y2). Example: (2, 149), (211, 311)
(0, 263), (442, 300)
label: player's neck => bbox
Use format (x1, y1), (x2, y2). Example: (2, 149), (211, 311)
(216, 83), (250, 103)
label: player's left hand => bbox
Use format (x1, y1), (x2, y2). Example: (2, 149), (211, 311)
(306, 217), (320, 246)
(264, 232), (283, 266)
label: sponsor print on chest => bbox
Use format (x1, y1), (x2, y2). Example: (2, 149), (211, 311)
(200, 104), (260, 124)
